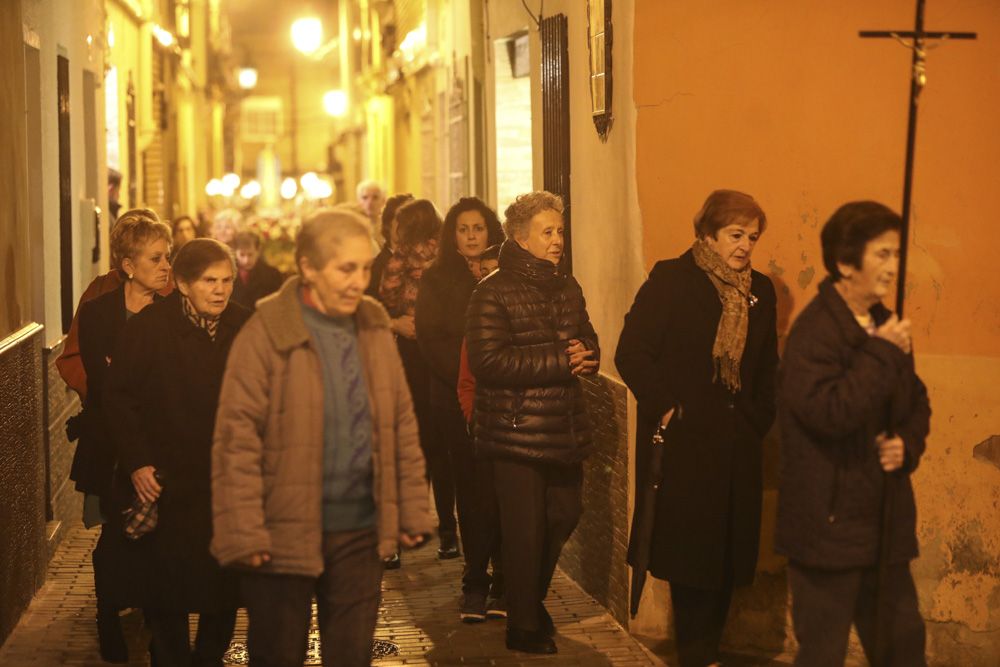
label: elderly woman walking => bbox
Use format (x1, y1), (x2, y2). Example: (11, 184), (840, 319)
(616, 190), (778, 667)
(72, 209), (172, 662)
(465, 191), (599, 654)
(105, 239), (249, 666)
(378, 200), (459, 562)
(415, 197), (506, 621)
(212, 210), (432, 667)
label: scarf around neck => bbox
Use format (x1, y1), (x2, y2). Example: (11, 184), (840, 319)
(691, 238), (754, 393)
(181, 293), (221, 341)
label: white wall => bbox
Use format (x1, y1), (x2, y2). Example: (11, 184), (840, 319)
(483, 0), (645, 374)
(22, 0), (108, 345)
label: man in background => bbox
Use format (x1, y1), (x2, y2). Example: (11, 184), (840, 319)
(356, 180), (386, 247)
(231, 230), (284, 311)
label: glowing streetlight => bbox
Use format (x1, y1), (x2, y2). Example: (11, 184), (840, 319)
(152, 24), (175, 48)
(239, 180), (261, 199)
(238, 67), (258, 90)
(291, 17), (323, 55)
(300, 172), (319, 189)
(323, 90), (348, 117)
(280, 177), (298, 200)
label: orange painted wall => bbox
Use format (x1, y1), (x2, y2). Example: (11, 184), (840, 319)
(633, 1), (1000, 662)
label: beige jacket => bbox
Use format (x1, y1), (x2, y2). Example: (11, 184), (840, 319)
(211, 277), (432, 575)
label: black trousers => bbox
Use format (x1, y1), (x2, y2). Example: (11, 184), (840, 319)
(669, 583), (733, 667)
(789, 561), (926, 667)
(435, 403), (503, 595)
(145, 607), (237, 667)
(493, 458), (582, 632)
(241, 528), (383, 667)
(397, 338), (457, 538)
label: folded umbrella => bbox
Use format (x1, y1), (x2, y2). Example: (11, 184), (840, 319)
(629, 427), (666, 618)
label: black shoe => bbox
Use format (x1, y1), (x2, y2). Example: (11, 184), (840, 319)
(539, 603), (555, 637)
(485, 593), (507, 619)
(459, 592), (487, 623)
(383, 552), (401, 570)
(97, 608), (128, 663)
(506, 627), (557, 654)
(437, 534), (460, 560)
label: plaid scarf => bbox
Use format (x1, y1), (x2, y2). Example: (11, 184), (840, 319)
(181, 294), (221, 340)
(691, 238), (755, 393)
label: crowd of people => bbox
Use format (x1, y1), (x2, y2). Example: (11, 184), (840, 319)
(57, 180), (929, 667)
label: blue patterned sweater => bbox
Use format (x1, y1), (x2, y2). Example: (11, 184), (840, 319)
(301, 300), (376, 532)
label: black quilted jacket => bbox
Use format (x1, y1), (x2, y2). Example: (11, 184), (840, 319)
(465, 240), (599, 464)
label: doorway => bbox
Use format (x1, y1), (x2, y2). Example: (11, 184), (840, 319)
(492, 31), (533, 216)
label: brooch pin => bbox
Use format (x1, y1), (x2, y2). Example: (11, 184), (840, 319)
(747, 293), (759, 308)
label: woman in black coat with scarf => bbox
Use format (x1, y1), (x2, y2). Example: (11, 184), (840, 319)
(615, 190), (779, 667)
(105, 239), (249, 667)
(415, 197), (505, 620)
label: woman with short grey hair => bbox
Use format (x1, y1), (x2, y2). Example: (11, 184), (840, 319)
(212, 209), (432, 667)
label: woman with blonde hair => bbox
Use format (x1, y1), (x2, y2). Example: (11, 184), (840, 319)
(71, 208), (173, 662)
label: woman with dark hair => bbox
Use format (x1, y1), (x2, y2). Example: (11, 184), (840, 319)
(378, 199), (451, 567)
(366, 193), (413, 301)
(171, 216), (198, 252)
(104, 238), (250, 666)
(73, 209), (172, 662)
(415, 197), (506, 621)
(616, 190), (779, 667)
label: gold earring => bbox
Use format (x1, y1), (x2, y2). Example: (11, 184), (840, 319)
(127, 273), (134, 280)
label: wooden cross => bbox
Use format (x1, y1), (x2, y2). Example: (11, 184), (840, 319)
(858, 0), (976, 317)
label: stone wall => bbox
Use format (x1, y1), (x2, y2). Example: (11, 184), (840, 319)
(44, 338), (81, 558)
(0, 325), (47, 646)
(559, 372), (631, 625)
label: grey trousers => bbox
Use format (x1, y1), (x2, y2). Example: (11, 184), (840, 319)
(241, 528), (383, 667)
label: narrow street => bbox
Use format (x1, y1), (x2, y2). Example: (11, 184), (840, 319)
(0, 527), (660, 666)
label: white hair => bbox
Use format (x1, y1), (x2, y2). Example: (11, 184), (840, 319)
(356, 179), (384, 199)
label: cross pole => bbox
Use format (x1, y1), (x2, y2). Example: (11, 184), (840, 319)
(858, 3), (975, 665)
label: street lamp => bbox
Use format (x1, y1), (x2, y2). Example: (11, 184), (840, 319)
(291, 17), (323, 55)
(323, 89), (348, 117)
(280, 177), (298, 200)
(238, 67), (258, 90)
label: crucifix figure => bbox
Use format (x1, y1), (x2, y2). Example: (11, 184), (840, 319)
(859, 2), (976, 666)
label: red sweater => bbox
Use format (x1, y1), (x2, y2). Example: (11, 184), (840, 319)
(457, 338), (476, 424)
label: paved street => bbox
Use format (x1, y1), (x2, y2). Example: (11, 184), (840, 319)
(0, 527), (660, 666)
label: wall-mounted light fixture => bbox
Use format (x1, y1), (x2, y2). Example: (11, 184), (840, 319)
(291, 17), (323, 55)
(238, 67), (258, 90)
(586, 0), (613, 140)
(323, 89), (348, 117)
(152, 24), (175, 48)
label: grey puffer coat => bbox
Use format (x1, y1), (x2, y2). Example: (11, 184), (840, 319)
(465, 240), (599, 465)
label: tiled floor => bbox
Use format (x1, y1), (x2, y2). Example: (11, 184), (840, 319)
(0, 527), (662, 666)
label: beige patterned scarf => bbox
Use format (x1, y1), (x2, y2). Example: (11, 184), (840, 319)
(691, 238), (755, 393)
(181, 294), (221, 341)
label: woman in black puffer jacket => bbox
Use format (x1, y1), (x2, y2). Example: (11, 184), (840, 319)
(415, 197), (505, 621)
(465, 191), (599, 655)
